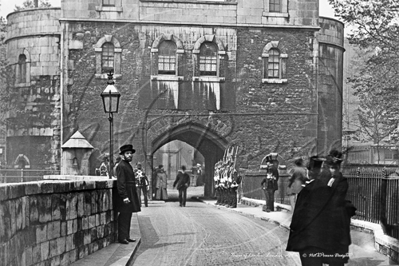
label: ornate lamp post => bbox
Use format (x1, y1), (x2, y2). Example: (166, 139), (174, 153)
(101, 72), (121, 179)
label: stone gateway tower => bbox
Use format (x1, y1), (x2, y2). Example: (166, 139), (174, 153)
(4, 0), (344, 196)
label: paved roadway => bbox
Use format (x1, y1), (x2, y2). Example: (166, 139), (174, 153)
(132, 199), (299, 265)
(131, 187), (398, 266)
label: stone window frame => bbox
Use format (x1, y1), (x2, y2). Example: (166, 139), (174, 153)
(262, 0), (289, 18)
(96, 0), (123, 12)
(262, 41), (288, 84)
(15, 49), (31, 87)
(150, 34), (184, 82)
(192, 35), (226, 82)
(95, 35), (122, 79)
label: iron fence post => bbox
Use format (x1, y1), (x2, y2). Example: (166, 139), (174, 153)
(380, 167), (388, 234)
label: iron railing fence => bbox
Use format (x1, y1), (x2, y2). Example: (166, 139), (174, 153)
(346, 167), (399, 239)
(242, 167), (399, 239)
(0, 169), (60, 183)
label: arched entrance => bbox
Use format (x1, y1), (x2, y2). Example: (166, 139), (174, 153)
(151, 122), (227, 197)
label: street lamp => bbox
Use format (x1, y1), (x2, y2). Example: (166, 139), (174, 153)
(101, 72), (121, 179)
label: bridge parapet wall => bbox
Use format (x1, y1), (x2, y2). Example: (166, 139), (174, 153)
(0, 178), (117, 266)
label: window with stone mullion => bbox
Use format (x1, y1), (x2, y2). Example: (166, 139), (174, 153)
(102, 42), (114, 73)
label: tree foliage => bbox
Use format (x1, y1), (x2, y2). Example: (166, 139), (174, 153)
(330, 0), (399, 144)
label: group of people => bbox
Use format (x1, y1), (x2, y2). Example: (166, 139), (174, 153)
(286, 149), (356, 266)
(214, 146), (242, 208)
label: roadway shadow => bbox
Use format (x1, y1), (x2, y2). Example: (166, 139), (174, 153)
(132, 215), (186, 262)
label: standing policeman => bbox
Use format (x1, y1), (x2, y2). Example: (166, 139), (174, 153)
(115, 144), (141, 244)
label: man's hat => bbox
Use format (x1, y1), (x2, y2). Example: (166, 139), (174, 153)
(308, 156), (325, 171)
(325, 149), (343, 167)
(119, 144), (136, 155)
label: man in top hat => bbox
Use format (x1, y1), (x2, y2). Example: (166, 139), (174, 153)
(115, 144), (141, 244)
(287, 149), (354, 266)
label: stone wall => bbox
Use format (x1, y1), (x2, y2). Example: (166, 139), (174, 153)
(0, 179), (116, 266)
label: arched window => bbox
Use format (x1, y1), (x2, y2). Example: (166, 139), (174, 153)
(18, 54), (27, 83)
(158, 41), (177, 75)
(95, 35), (122, 79)
(199, 42), (218, 76)
(102, 42), (115, 73)
(267, 48), (280, 78)
(262, 41), (288, 83)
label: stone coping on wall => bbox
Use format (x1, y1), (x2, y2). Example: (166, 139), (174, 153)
(43, 175), (115, 181)
(0, 178), (115, 201)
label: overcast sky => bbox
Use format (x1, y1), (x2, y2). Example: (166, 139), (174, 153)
(0, 0), (337, 19)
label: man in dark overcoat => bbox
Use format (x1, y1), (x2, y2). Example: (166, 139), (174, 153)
(115, 144), (141, 244)
(286, 150), (353, 266)
(173, 165), (190, 207)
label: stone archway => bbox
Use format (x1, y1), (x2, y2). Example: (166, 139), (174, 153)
(151, 122), (228, 197)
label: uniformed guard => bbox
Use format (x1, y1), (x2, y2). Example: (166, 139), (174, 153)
(260, 153), (279, 212)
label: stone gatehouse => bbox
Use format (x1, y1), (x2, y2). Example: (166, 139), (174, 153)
(4, 0), (344, 196)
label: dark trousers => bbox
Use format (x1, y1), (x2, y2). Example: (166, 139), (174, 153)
(264, 189), (275, 211)
(118, 212), (132, 241)
(178, 188), (187, 206)
(137, 186), (148, 207)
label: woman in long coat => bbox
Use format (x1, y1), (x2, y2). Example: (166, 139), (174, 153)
(154, 165), (168, 200)
(286, 150), (353, 266)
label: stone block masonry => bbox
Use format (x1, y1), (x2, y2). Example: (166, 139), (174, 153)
(0, 178), (117, 266)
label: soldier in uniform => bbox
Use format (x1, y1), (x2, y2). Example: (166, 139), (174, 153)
(214, 161), (222, 205)
(230, 170), (241, 208)
(134, 163), (149, 207)
(260, 153), (279, 212)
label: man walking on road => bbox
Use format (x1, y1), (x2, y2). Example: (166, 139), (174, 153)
(115, 144), (141, 244)
(173, 165), (190, 207)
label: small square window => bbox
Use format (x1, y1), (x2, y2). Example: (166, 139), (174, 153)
(102, 0), (115, 6)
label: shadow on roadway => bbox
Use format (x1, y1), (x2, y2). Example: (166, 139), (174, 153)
(131, 214), (186, 264)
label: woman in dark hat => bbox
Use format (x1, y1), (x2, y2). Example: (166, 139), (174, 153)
(115, 144), (141, 244)
(286, 149), (353, 266)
